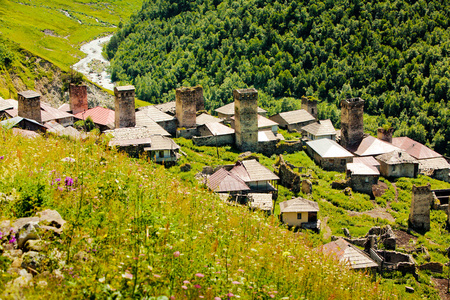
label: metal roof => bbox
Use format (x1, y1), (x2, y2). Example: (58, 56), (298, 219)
(136, 105), (175, 122)
(153, 101), (176, 115)
(306, 139), (354, 158)
(230, 160), (280, 182)
(58, 103), (71, 112)
(321, 238), (378, 269)
(346, 163), (380, 176)
(40, 102), (74, 122)
(275, 109), (315, 125)
(196, 113), (222, 125)
(215, 102), (267, 116)
(353, 156), (380, 167)
(0, 116), (44, 129)
(301, 119), (336, 136)
(279, 197), (319, 213)
(74, 106), (115, 127)
(207, 168), (250, 193)
(418, 157), (450, 171)
(144, 135), (181, 151)
(258, 130), (283, 142)
(203, 122), (235, 136)
(230, 114), (278, 129)
(353, 136), (400, 156)
(392, 137), (442, 160)
(0, 99), (15, 111)
(376, 150), (418, 165)
(248, 193), (273, 211)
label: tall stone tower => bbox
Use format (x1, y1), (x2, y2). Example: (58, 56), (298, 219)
(409, 184), (432, 231)
(176, 87), (198, 128)
(301, 96), (318, 119)
(340, 97), (364, 149)
(18, 90), (41, 123)
(377, 127), (394, 143)
(194, 85), (205, 111)
(69, 84), (88, 115)
(234, 88), (258, 152)
(114, 85), (136, 128)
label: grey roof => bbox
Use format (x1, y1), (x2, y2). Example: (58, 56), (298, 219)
(353, 156), (380, 167)
(115, 85), (135, 92)
(215, 102), (267, 116)
(18, 90), (41, 98)
(196, 113), (222, 125)
(203, 122), (235, 136)
(275, 109), (315, 125)
(106, 127), (170, 143)
(418, 157), (450, 171)
(0, 99), (15, 111)
(301, 119), (336, 137)
(144, 135), (180, 151)
(0, 116), (43, 129)
(279, 197), (319, 213)
(321, 238), (378, 269)
(306, 139), (354, 158)
(248, 193), (273, 211)
(376, 150), (418, 165)
(353, 136), (400, 156)
(230, 159), (280, 182)
(154, 101), (176, 114)
(346, 163), (380, 176)
(136, 106), (175, 123)
(258, 130), (284, 142)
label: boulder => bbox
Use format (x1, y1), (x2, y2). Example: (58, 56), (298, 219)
(405, 286), (414, 293)
(13, 217), (39, 232)
(202, 166), (214, 175)
(343, 228), (351, 238)
(302, 179), (313, 194)
(21, 251), (46, 273)
(24, 240), (50, 252)
(7, 269), (33, 288)
(180, 163), (192, 172)
(367, 226), (382, 236)
(37, 209), (66, 229)
(16, 222), (40, 249)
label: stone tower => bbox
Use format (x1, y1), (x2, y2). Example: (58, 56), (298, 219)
(234, 88), (258, 152)
(176, 87), (198, 128)
(301, 96), (318, 119)
(340, 97), (364, 149)
(409, 184), (432, 231)
(69, 84), (88, 115)
(194, 85), (205, 111)
(114, 85), (136, 128)
(18, 90), (41, 123)
(377, 127), (394, 143)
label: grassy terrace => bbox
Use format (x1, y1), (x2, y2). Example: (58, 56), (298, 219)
(0, 128), (416, 299)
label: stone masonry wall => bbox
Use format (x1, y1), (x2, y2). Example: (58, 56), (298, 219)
(409, 184), (432, 231)
(69, 84), (88, 115)
(114, 86), (136, 128)
(193, 134), (234, 147)
(18, 90), (41, 123)
(301, 96), (318, 119)
(176, 87), (200, 128)
(234, 88), (258, 152)
(340, 98), (364, 149)
(377, 127), (394, 143)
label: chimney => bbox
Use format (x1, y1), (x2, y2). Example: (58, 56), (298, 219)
(114, 85), (136, 128)
(377, 127), (394, 143)
(69, 83), (88, 115)
(18, 90), (42, 123)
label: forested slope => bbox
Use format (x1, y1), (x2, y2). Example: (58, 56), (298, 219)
(107, 0), (450, 155)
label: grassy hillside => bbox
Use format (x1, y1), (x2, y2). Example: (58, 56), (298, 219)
(106, 0), (450, 156)
(0, 129), (409, 299)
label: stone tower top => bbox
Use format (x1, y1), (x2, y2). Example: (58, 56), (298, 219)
(176, 86), (201, 128)
(18, 90), (41, 123)
(340, 97), (365, 150)
(377, 127), (394, 143)
(233, 88), (258, 101)
(114, 85), (136, 128)
(301, 96), (318, 119)
(234, 88), (258, 152)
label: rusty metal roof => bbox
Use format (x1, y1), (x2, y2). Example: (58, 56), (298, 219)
(279, 197), (319, 213)
(207, 168), (250, 193)
(74, 106), (115, 127)
(353, 136), (400, 156)
(40, 102), (74, 122)
(353, 156), (380, 167)
(321, 238), (378, 269)
(230, 160), (279, 182)
(392, 137), (442, 160)
(58, 103), (71, 112)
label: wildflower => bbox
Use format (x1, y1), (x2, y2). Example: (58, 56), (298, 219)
(182, 285), (188, 290)
(195, 273), (204, 278)
(65, 176), (74, 186)
(0, 156), (4, 160)
(154, 274), (161, 278)
(194, 284), (201, 289)
(9, 236), (16, 244)
(173, 251), (180, 257)
(199, 296), (204, 299)
(232, 281), (241, 285)
(238, 269), (244, 273)
(227, 293), (235, 297)
(121, 271), (133, 279)
(98, 277), (105, 283)
(183, 280), (190, 284)
(214, 298), (222, 300)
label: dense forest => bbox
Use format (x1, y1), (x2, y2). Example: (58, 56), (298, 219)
(106, 0), (450, 156)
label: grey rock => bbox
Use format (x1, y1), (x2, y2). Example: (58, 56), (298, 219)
(21, 251), (46, 273)
(37, 209), (66, 229)
(16, 222), (40, 249)
(405, 286), (414, 293)
(24, 240), (50, 252)
(343, 228), (351, 238)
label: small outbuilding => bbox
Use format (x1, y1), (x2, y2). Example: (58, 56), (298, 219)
(320, 238), (378, 270)
(269, 109), (316, 132)
(346, 163), (380, 195)
(207, 168), (250, 195)
(301, 119), (336, 141)
(305, 139), (354, 172)
(279, 197), (320, 231)
(247, 193), (273, 213)
(376, 150), (419, 178)
(230, 159), (279, 192)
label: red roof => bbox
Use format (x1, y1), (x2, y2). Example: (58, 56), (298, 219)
(74, 106), (115, 127)
(392, 137), (441, 160)
(207, 168), (250, 193)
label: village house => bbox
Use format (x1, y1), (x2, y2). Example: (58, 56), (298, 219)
(352, 135), (400, 157)
(279, 197), (320, 231)
(206, 168), (250, 195)
(195, 113), (223, 126)
(215, 102), (267, 120)
(195, 122), (235, 146)
(136, 105), (177, 135)
(301, 119), (336, 141)
(44, 120), (84, 140)
(143, 135), (181, 164)
(305, 139), (354, 172)
(229, 159), (279, 192)
(269, 109), (316, 132)
(376, 150), (419, 178)
(320, 238), (378, 270)
(0, 116), (47, 133)
(231, 114), (279, 134)
(154, 101), (176, 116)
(352, 156), (381, 171)
(0, 99), (18, 120)
(346, 163), (380, 195)
(73, 106), (115, 132)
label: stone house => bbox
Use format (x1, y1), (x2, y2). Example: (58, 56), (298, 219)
(376, 150), (419, 178)
(144, 135), (181, 164)
(215, 102), (267, 120)
(269, 109), (316, 132)
(353, 135), (400, 157)
(206, 168), (250, 195)
(195, 113), (223, 126)
(0, 116), (47, 133)
(247, 193), (273, 213)
(136, 105), (177, 136)
(279, 197), (320, 231)
(346, 163), (380, 195)
(305, 139), (354, 172)
(301, 119), (336, 141)
(231, 114), (279, 134)
(194, 122), (235, 146)
(230, 159), (279, 192)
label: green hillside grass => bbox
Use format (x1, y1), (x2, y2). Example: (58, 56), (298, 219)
(0, 0), (143, 70)
(0, 129), (413, 299)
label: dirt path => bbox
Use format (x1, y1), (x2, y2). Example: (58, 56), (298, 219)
(432, 277), (450, 300)
(321, 217), (332, 240)
(392, 183), (399, 202)
(348, 206), (396, 223)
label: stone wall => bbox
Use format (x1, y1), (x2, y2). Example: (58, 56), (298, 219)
(314, 154), (352, 172)
(18, 90), (41, 123)
(301, 96), (318, 119)
(379, 162), (417, 178)
(114, 86), (136, 128)
(69, 84), (88, 115)
(350, 174), (378, 195)
(234, 88), (258, 152)
(176, 127), (198, 139)
(409, 184), (432, 231)
(377, 127), (394, 143)
(176, 87), (199, 128)
(258, 140), (304, 157)
(274, 155), (302, 192)
(193, 134), (234, 147)
(340, 97), (364, 149)
(157, 119), (177, 136)
(432, 169), (450, 183)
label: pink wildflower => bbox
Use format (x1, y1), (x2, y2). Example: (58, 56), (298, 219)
(183, 280), (190, 284)
(154, 274), (161, 278)
(181, 286), (187, 290)
(214, 298), (222, 300)
(173, 251), (180, 257)
(195, 273), (204, 278)
(121, 271), (133, 279)
(194, 284), (201, 289)
(227, 293), (235, 297)
(232, 281), (241, 285)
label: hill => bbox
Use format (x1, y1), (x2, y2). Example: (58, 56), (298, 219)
(106, 0), (450, 156)
(0, 129), (406, 299)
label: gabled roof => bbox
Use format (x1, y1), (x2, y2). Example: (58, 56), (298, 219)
(279, 197), (319, 213)
(376, 150), (418, 165)
(196, 113), (222, 126)
(353, 156), (380, 167)
(74, 106), (115, 127)
(0, 99), (16, 111)
(215, 102), (266, 116)
(321, 238), (378, 269)
(418, 157), (450, 171)
(274, 109), (315, 125)
(40, 102), (74, 122)
(258, 130), (284, 142)
(0, 116), (45, 130)
(58, 103), (71, 112)
(353, 136), (400, 157)
(346, 163), (380, 176)
(230, 159), (280, 182)
(306, 139), (354, 158)
(154, 101), (176, 115)
(106, 127), (170, 144)
(301, 119), (336, 137)
(207, 168), (250, 193)
(44, 121), (84, 139)
(136, 105), (175, 123)
(231, 114), (278, 129)
(144, 135), (180, 151)
(203, 122), (235, 136)
(248, 193), (273, 211)
(392, 137), (441, 160)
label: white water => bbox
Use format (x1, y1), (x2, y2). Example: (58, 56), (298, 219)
(72, 35), (115, 91)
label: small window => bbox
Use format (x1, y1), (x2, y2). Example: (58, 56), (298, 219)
(159, 150), (165, 158)
(392, 165), (396, 171)
(365, 177), (369, 183)
(311, 108), (315, 115)
(297, 213), (302, 220)
(341, 159), (346, 165)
